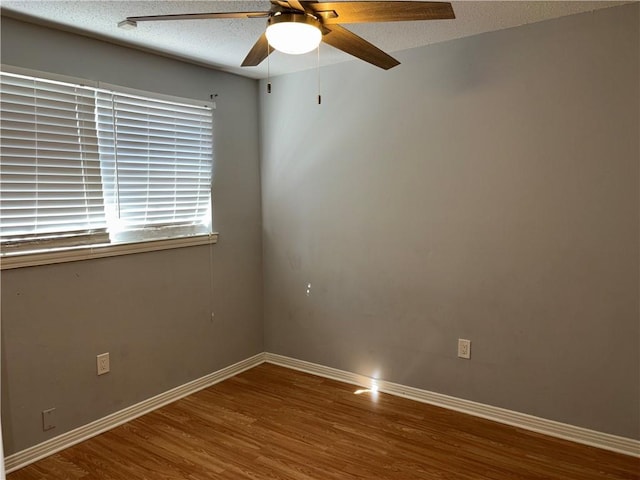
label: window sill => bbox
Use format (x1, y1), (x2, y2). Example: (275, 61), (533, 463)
(0, 233), (218, 270)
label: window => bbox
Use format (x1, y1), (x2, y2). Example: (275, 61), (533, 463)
(96, 90), (213, 243)
(0, 73), (108, 253)
(0, 69), (214, 262)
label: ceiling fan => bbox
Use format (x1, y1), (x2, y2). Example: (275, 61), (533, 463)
(119, 1), (455, 70)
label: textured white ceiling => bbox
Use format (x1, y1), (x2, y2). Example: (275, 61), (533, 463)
(0, 1), (630, 78)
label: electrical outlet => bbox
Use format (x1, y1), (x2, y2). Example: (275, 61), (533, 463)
(97, 352), (110, 375)
(42, 408), (56, 431)
(458, 339), (471, 359)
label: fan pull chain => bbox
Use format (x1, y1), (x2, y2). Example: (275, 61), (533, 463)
(267, 43), (272, 94)
(317, 44), (321, 105)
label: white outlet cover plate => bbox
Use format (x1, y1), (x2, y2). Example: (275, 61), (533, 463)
(42, 408), (56, 431)
(97, 352), (110, 375)
(458, 339), (471, 359)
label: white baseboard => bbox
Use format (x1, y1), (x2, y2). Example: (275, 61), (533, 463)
(6, 350), (638, 474)
(265, 352), (640, 458)
(5, 352), (265, 473)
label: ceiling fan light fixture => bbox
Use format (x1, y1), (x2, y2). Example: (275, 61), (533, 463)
(266, 13), (322, 55)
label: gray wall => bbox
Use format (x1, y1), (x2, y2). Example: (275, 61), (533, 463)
(261, 4), (639, 439)
(0, 18), (263, 454)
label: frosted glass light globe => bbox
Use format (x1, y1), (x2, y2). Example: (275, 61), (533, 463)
(266, 14), (322, 55)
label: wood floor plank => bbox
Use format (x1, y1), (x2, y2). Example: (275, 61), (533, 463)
(8, 363), (640, 479)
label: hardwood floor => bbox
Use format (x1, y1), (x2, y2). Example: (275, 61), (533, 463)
(8, 363), (639, 479)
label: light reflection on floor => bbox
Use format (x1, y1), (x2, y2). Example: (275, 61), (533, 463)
(354, 383), (379, 401)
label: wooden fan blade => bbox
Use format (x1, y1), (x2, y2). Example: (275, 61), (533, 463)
(241, 33), (272, 67)
(273, 0), (316, 10)
(307, 1), (454, 24)
(287, 0), (308, 11)
(127, 11), (270, 23)
(321, 24), (399, 70)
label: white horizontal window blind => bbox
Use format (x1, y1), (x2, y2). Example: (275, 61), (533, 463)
(0, 69), (214, 257)
(96, 91), (213, 243)
(0, 72), (108, 253)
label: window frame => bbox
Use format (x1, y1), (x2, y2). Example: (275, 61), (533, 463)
(0, 65), (218, 270)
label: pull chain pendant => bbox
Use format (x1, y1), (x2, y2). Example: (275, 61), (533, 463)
(317, 44), (321, 105)
(267, 42), (272, 94)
